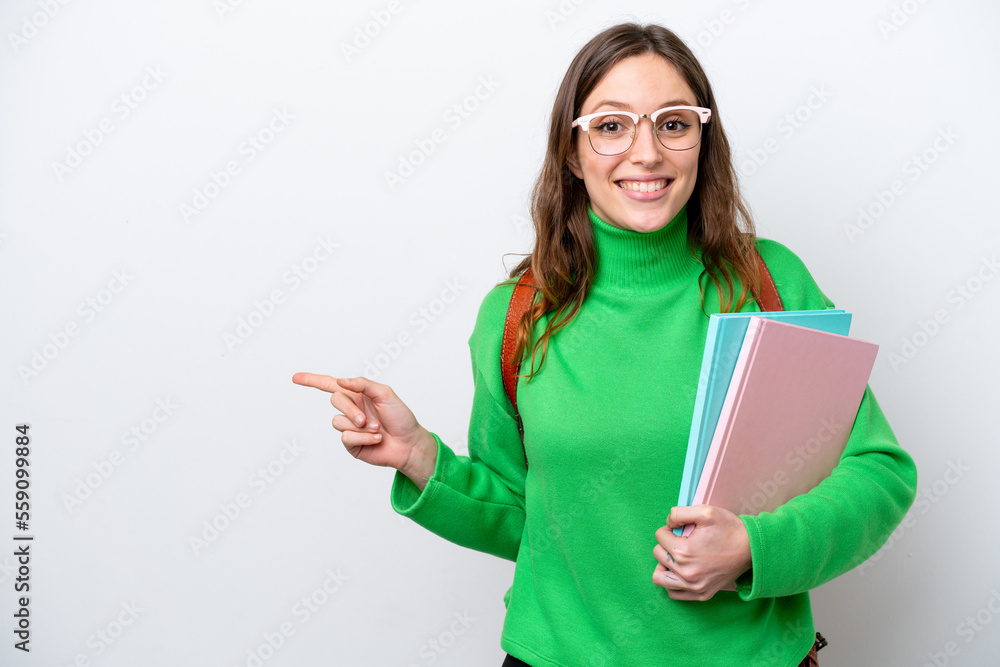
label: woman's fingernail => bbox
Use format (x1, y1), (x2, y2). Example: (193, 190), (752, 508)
(355, 415), (364, 425)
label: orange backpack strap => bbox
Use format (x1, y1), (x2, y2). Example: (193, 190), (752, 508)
(501, 249), (782, 468)
(753, 246), (784, 312)
(501, 267), (538, 465)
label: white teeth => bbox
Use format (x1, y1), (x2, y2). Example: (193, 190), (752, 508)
(617, 179), (668, 193)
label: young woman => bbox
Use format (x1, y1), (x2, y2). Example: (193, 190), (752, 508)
(294, 22), (917, 667)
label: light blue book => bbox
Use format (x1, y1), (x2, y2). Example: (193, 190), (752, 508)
(673, 309), (852, 535)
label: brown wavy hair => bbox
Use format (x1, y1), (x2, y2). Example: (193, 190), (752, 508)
(506, 22), (761, 382)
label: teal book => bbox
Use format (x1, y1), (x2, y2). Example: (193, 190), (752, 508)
(673, 309), (852, 535)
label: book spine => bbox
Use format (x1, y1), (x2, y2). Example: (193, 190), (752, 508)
(695, 316), (766, 504)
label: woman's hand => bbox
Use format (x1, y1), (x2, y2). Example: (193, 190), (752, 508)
(651, 505), (752, 601)
(291, 373), (438, 489)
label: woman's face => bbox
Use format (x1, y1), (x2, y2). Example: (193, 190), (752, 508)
(568, 53), (702, 233)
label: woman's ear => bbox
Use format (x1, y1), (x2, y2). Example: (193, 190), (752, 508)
(566, 147), (583, 180)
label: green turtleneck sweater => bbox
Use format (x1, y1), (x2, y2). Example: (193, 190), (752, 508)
(390, 205), (917, 667)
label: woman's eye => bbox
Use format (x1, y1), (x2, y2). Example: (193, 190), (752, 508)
(660, 119), (691, 133)
(595, 117), (628, 134)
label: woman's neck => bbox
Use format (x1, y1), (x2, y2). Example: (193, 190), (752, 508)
(588, 204), (702, 295)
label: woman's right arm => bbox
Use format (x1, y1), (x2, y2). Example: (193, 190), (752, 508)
(389, 282), (529, 562)
(294, 282), (529, 562)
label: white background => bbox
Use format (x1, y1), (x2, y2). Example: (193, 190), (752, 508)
(2, 1), (998, 666)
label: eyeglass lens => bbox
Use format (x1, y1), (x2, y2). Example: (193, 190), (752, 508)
(587, 109), (703, 155)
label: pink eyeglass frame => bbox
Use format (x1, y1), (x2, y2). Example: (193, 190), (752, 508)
(571, 105), (712, 131)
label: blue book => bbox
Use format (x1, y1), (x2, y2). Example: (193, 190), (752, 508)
(673, 309), (852, 535)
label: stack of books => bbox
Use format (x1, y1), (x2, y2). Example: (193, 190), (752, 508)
(674, 310), (878, 537)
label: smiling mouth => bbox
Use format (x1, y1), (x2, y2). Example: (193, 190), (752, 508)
(616, 179), (670, 193)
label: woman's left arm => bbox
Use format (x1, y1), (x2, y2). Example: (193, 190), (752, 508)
(732, 385), (917, 599)
(653, 239), (918, 600)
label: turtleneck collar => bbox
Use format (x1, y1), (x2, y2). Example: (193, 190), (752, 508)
(587, 204), (702, 296)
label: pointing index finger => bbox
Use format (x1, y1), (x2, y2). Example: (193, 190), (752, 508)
(291, 372), (344, 394)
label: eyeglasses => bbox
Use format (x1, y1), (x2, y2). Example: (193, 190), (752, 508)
(571, 106), (712, 155)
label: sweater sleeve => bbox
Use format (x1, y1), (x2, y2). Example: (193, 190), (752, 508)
(389, 281), (528, 562)
(733, 239), (919, 600)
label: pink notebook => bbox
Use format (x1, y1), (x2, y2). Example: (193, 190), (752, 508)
(682, 316), (878, 537)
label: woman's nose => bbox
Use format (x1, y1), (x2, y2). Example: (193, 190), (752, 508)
(629, 117), (663, 163)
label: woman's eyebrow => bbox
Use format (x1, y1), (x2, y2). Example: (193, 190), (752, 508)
(587, 98), (695, 112)
(589, 99), (633, 111)
(657, 98), (695, 108)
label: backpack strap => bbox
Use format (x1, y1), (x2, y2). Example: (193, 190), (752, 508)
(501, 247), (783, 467)
(753, 248), (784, 312)
(501, 269), (538, 466)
